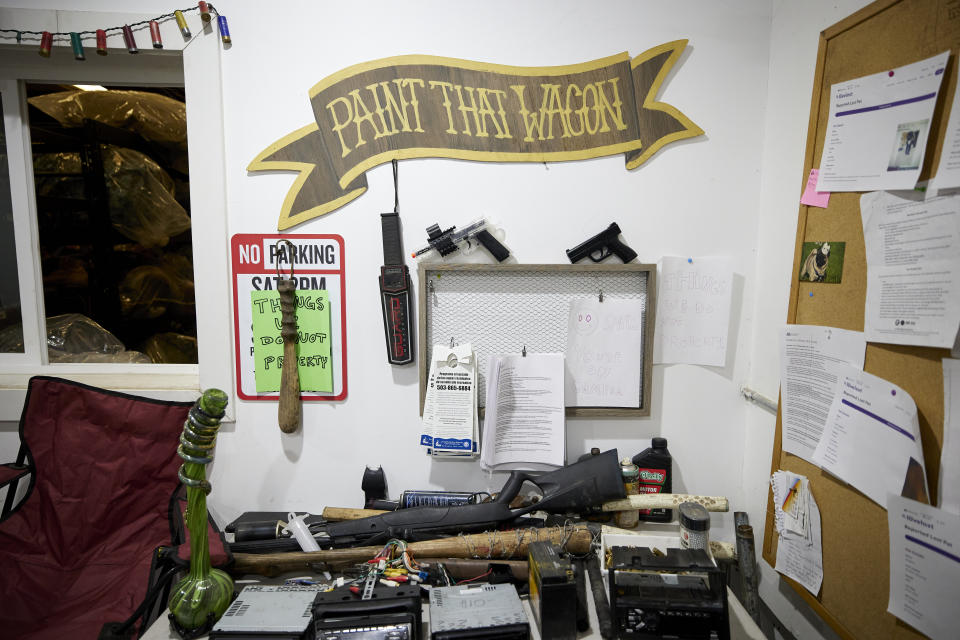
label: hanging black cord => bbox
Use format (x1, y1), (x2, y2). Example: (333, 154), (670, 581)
(392, 159), (399, 214)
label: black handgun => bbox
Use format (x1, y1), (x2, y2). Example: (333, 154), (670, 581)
(566, 222), (637, 263)
(317, 449), (625, 546)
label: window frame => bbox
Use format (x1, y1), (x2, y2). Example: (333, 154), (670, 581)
(0, 10), (234, 420)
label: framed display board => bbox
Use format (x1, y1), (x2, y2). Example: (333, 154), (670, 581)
(763, 1), (953, 638)
(418, 263), (657, 417)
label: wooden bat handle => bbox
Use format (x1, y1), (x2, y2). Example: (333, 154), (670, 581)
(322, 507), (389, 521)
(601, 493), (729, 512)
(277, 278), (300, 433)
(231, 527), (592, 577)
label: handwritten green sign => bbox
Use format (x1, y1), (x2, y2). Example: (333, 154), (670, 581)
(251, 290), (332, 393)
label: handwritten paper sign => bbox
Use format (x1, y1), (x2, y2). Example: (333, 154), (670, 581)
(565, 299), (644, 407)
(251, 290), (332, 392)
(654, 256), (733, 366)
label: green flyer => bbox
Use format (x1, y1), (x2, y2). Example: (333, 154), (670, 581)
(251, 290), (332, 393)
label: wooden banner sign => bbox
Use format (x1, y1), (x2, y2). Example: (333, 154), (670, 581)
(249, 41), (703, 230)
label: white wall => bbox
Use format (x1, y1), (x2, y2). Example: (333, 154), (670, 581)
(0, 0), (769, 529)
(0, 1), (877, 638)
(743, 1), (873, 638)
(215, 0), (770, 536)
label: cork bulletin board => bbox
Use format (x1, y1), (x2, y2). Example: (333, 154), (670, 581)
(763, 1), (955, 638)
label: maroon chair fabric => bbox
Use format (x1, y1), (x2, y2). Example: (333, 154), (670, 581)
(0, 376), (194, 639)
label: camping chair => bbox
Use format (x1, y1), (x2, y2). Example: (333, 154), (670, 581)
(0, 376), (229, 639)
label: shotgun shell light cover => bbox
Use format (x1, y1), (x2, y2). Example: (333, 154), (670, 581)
(217, 15), (231, 44)
(174, 10), (191, 38)
(198, 1), (212, 23)
(39, 31), (52, 57)
(122, 25), (138, 53)
(149, 20), (162, 48)
(70, 32), (85, 60)
(96, 29), (107, 55)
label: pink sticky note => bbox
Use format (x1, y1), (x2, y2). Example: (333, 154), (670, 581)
(800, 169), (830, 208)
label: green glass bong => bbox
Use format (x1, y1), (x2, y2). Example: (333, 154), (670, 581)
(167, 389), (233, 636)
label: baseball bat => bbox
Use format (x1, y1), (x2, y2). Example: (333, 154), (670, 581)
(277, 278), (301, 433)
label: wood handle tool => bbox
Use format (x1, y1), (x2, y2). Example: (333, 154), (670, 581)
(276, 240), (301, 433)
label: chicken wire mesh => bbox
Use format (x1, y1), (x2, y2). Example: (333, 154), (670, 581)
(421, 266), (651, 409)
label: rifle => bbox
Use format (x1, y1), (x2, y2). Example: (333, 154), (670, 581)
(313, 449), (624, 547)
(227, 489), (730, 554)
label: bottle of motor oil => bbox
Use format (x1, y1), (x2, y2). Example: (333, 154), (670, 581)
(614, 459), (640, 529)
(631, 437), (672, 522)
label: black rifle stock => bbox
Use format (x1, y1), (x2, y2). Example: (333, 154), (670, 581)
(566, 222), (637, 263)
(321, 449), (625, 545)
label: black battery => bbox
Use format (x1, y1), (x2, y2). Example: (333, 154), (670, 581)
(312, 582), (422, 640)
(527, 541), (577, 640)
(608, 546), (728, 640)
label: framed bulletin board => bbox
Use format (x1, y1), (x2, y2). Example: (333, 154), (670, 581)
(763, 1), (954, 638)
(418, 263), (657, 417)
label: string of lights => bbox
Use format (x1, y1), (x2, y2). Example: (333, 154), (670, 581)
(0, 1), (230, 59)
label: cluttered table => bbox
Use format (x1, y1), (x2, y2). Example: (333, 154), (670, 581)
(142, 522), (765, 640)
(144, 586), (761, 640)
(143, 446), (764, 640)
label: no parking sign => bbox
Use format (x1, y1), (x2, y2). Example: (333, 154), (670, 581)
(231, 234), (347, 401)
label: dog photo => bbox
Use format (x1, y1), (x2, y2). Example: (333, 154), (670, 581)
(887, 120), (929, 171)
(799, 241), (844, 284)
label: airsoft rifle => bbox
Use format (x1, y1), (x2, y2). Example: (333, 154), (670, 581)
(566, 222), (637, 264)
(229, 449), (625, 551)
(317, 449), (624, 545)
(411, 218), (510, 262)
